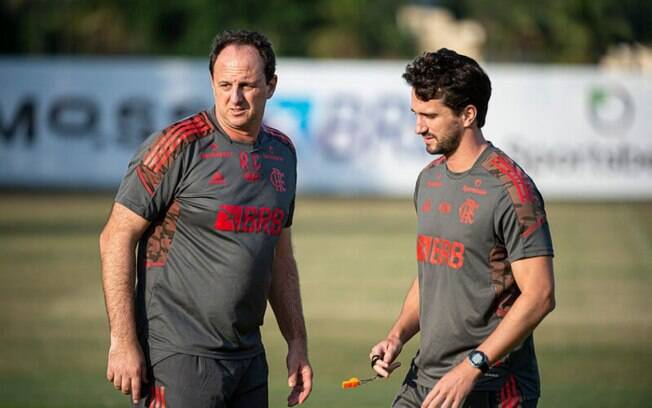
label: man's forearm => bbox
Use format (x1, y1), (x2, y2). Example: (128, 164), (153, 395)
(477, 257), (555, 366)
(388, 277), (420, 344)
(100, 229), (139, 344)
(479, 283), (554, 365)
(269, 253), (307, 349)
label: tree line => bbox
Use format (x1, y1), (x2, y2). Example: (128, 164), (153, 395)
(1, 0), (650, 63)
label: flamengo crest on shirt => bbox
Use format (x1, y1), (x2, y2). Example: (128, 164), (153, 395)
(458, 198), (479, 224)
(214, 204), (285, 236)
(270, 168), (286, 192)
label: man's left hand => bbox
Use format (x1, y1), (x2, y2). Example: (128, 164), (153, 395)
(421, 360), (481, 408)
(286, 346), (313, 406)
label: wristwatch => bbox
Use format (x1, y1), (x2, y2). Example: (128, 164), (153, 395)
(467, 350), (490, 373)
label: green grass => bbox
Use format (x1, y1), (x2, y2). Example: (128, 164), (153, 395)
(1, 194), (651, 407)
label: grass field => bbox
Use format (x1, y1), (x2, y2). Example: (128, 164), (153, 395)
(1, 194), (651, 407)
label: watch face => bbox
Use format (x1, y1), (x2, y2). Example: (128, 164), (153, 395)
(471, 352), (484, 365)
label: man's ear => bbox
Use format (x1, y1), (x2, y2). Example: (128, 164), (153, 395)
(462, 104), (477, 128)
(266, 75), (278, 99)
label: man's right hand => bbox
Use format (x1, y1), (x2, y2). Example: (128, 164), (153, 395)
(369, 336), (403, 378)
(106, 340), (148, 403)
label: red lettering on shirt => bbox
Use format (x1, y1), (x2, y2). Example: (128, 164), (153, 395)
(201, 143), (234, 159)
(214, 204), (242, 232)
(417, 234), (465, 269)
(240, 152), (262, 182)
(214, 204), (284, 236)
(243, 206), (259, 233)
(270, 208), (284, 236)
(417, 235), (433, 262)
(263, 145), (284, 162)
(259, 207), (272, 233)
(427, 173), (444, 188)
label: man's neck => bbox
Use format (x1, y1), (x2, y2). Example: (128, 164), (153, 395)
(214, 109), (260, 144)
(445, 128), (487, 173)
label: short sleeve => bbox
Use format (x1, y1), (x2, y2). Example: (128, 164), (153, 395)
(284, 196), (295, 228)
(285, 146), (299, 228)
(495, 186), (554, 262)
(115, 132), (188, 221)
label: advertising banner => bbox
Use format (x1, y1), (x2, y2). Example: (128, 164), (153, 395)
(1, 58), (650, 199)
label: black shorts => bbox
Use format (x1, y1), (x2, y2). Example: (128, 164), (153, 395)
(392, 362), (538, 408)
(133, 352), (268, 408)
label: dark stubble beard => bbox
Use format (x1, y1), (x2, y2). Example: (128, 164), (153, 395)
(426, 127), (463, 156)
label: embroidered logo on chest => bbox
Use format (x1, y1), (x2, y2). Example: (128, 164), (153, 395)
(458, 198), (480, 224)
(422, 198), (433, 213)
(438, 201), (452, 214)
(209, 170), (226, 185)
(462, 178), (487, 196)
(263, 145), (284, 162)
(201, 143), (233, 159)
(270, 168), (287, 192)
(239, 152), (262, 182)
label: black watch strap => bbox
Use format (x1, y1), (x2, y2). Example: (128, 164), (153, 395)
(467, 350), (490, 373)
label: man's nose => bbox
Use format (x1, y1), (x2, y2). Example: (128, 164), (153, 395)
(230, 86), (244, 103)
(415, 117), (427, 135)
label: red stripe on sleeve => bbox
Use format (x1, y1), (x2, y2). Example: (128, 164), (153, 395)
(151, 118), (212, 173)
(144, 113), (213, 170)
(143, 120), (191, 167)
(136, 165), (155, 196)
(155, 116), (210, 160)
(147, 122), (201, 169)
(152, 131), (195, 173)
(492, 156), (533, 204)
(263, 125), (296, 154)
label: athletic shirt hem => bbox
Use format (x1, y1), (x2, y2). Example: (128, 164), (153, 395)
(148, 342), (265, 365)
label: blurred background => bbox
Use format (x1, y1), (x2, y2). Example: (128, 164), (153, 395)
(1, 0), (651, 407)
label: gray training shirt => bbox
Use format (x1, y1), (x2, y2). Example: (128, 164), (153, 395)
(412, 143), (553, 399)
(115, 108), (297, 364)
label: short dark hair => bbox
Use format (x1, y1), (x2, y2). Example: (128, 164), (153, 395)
(403, 48), (491, 128)
(208, 30), (276, 82)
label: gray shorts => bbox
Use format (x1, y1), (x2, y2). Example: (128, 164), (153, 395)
(392, 362), (538, 408)
(133, 352), (268, 408)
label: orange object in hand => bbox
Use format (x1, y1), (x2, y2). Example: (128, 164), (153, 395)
(341, 377), (361, 389)
(342, 360), (401, 390)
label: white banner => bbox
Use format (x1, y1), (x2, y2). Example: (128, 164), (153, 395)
(1, 58), (651, 199)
